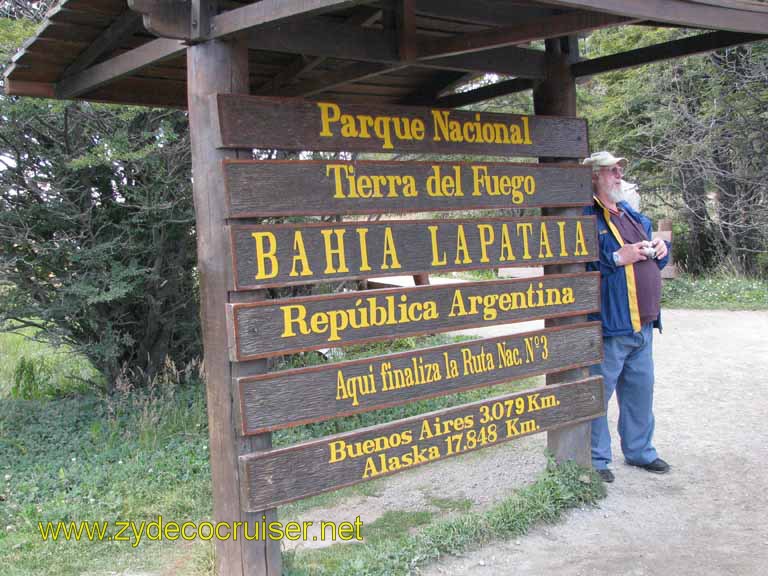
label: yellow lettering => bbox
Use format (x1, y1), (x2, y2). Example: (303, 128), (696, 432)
(381, 227), (401, 270)
(574, 221), (588, 256)
(557, 221), (569, 257)
(252, 232), (278, 280)
(477, 224), (494, 263)
(357, 228), (371, 272)
(428, 225), (447, 266)
(516, 223), (533, 260)
(538, 223), (553, 258)
(454, 225), (472, 264)
(289, 231), (312, 277)
(281, 305), (308, 337)
(321, 229), (349, 274)
(318, 102), (340, 137)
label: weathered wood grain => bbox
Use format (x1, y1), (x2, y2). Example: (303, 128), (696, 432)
(227, 272), (600, 360)
(239, 375), (604, 510)
(215, 94), (588, 157)
(239, 322), (603, 433)
(230, 216), (597, 289)
(224, 159), (593, 217)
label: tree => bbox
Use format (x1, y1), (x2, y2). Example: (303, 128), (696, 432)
(579, 27), (768, 276)
(1, 17), (201, 390)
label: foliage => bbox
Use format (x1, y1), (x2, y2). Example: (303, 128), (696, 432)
(0, 17), (202, 388)
(0, 341), (540, 576)
(283, 459), (605, 576)
(580, 27), (768, 277)
(0, 377), (211, 575)
(0, 324), (100, 398)
(661, 274), (768, 310)
(0, 2), (56, 22)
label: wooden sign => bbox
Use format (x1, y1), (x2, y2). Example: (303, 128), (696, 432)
(215, 94), (588, 157)
(239, 322), (602, 433)
(231, 216), (597, 290)
(227, 272), (600, 361)
(239, 376), (604, 510)
(224, 160), (593, 217)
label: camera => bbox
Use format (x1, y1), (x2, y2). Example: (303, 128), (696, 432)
(641, 241), (657, 259)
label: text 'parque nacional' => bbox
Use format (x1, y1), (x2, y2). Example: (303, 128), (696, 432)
(216, 95), (589, 157)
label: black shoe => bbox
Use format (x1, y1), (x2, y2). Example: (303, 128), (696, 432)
(626, 457), (670, 474)
(596, 468), (615, 483)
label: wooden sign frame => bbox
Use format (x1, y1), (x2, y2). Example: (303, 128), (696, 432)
(227, 272), (600, 361)
(223, 159), (593, 217)
(215, 94), (589, 157)
(239, 376), (604, 511)
(229, 215), (598, 290)
(238, 322), (603, 434)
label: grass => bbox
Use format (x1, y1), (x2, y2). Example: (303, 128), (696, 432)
(0, 332), (540, 576)
(283, 460), (605, 576)
(0, 326), (102, 399)
(661, 274), (768, 310)
(0, 384), (213, 575)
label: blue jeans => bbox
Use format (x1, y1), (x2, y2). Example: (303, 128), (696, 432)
(590, 323), (658, 469)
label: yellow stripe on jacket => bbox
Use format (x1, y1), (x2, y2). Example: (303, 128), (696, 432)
(594, 196), (642, 333)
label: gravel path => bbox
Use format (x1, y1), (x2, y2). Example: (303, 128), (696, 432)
(421, 309), (768, 576)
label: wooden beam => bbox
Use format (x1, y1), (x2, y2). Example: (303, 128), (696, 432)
(536, 0), (768, 35)
(427, 46), (547, 79)
(191, 0), (215, 40)
(434, 72), (483, 99)
(55, 37), (185, 98)
(248, 20), (397, 62)
(396, 0), (417, 61)
(435, 77), (536, 108)
(273, 62), (405, 97)
(248, 20), (548, 77)
(415, 0), (553, 26)
(2, 76), (56, 98)
(62, 10), (143, 78)
(128, 0), (192, 39)
(254, 55), (322, 94)
(211, 0), (366, 39)
(187, 33), (281, 576)
(418, 11), (634, 60)
(535, 36), (593, 468)
(572, 31), (767, 77)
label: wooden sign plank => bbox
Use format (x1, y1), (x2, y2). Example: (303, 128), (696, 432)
(224, 160), (593, 217)
(239, 375), (604, 510)
(227, 272), (600, 361)
(231, 216), (597, 290)
(215, 94), (588, 157)
(239, 322), (603, 433)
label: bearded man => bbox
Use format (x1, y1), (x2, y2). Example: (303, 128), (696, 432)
(583, 151), (671, 484)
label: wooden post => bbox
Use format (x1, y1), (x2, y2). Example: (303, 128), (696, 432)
(534, 36), (592, 467)
(187, 35), (281, 575)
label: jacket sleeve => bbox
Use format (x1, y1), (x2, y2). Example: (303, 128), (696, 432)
(593, 230), (622, 276)
(656, 240), (670, 270)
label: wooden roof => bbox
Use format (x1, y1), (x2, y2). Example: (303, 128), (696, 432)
(4, 0), (768, 108)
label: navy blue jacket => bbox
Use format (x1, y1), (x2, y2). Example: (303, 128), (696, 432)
(584, 197), (670, 336)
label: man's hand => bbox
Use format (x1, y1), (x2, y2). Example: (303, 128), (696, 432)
(615, 242), (648, 266)
(651, 238), (668, 260)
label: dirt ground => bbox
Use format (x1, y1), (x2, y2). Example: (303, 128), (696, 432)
(294, 309), (768, 575)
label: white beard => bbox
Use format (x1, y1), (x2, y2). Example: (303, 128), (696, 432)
(607, 183), (624, 204)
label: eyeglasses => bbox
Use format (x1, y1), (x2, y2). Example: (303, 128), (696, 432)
(600, 166), (624, 176)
